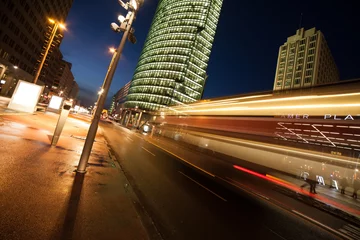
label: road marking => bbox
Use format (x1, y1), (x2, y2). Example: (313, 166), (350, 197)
(178, 171), (227, 202)
(291, 210), (352, 240)
(141, 147), (155, 156)
(264, 226), (288, 240)
(219, 177), (270, 201)
(145, 139), (215, 177)
(340, 224), (360, 239)
(126, 137), (134, 142)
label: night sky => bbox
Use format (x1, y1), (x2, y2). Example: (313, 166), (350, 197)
(60, 0), (360, 106)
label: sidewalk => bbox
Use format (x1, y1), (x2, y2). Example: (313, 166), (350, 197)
(0, 112), (157, 240)
(268, 172), (360, 224)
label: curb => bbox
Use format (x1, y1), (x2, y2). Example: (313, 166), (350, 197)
(102, 131), (163, 240)
(275, 185), (360, 227)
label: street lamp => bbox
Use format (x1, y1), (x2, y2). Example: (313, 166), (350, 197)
(33, 18), (66, 84)
(77, 0), (144, 173)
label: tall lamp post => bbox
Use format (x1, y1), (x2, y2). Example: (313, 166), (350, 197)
(77, 0), (143, 173)
(33, 18), (65, 84)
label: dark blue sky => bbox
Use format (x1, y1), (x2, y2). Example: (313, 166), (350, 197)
(60, 0), (360, 106)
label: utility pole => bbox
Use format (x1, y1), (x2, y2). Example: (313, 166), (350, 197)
(77, 0), (143, 173)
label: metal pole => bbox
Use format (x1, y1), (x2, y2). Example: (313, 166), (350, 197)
(34, 22), (58, 84)
(77, 11), (136, 173)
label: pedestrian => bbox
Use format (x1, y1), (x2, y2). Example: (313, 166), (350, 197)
(352, 178), (360, 199)
(300, 172), (310, 189)
(301, 170), (317, 194)
(340, 177), (348, 194)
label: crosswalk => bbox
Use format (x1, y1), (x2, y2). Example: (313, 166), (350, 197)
(339, 224), (360, 239)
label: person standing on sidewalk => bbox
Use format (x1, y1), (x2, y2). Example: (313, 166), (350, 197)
(352, 178), (360, 199)
(340, 177), (348, 194)
(301, 170), (317, 194)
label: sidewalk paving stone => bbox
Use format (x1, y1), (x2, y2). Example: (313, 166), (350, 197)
(0, 113), (156, 240)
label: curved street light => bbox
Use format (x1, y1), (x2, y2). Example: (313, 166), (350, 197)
(33, 18), (65, 84)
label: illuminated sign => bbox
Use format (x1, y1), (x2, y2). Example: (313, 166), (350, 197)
(48, 96), (63, 110)
(324, 114), (358, 120)
(280, 114), (359, 120)
(7, 80), (43, 113)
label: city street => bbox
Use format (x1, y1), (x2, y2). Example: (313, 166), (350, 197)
(101, 122), (356, 240)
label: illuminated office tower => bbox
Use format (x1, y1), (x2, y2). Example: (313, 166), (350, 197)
(125, 0), (223, 111)
(273, 27), (339, 90)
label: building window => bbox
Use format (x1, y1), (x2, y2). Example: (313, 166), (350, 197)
(9, 39), (15, 47)
(305, 77), (312, 84)
(294, 79), (300, 85)
(1, 14), (8, 24)
(2, 34), (9, 44)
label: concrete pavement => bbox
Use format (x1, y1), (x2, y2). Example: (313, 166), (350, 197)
(0, 112), (158, 240)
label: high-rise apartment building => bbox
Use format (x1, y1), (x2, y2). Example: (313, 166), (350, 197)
(68, 80), (79, 99)
(125, 0), (223, 111)
(114, 81), (131, 114)
(273, 27), (339, 91)
(0, 0), (73, 91)
(58, 59), (74, 98)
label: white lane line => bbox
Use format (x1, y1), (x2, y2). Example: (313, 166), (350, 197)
(141, 147), (155, 156)
(145, 139), (215, 177)
(343, 225), (360, 237)
(291, 210), (352, 240)
(264, 226), (288, 240)
(347, 224), (360, 232)
(126, 137), (133, 142)
(220, 177), (270, 201)
(339, 228), (358, 239)
(178, 171), (227, 202)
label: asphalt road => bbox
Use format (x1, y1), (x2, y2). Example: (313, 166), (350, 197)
(101, 122), (356, 240)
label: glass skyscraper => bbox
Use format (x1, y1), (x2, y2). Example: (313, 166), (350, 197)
(125, 0), (223, 111)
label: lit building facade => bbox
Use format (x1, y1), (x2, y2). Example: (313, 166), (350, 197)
(0, 0), (73, 92)
(273, 27), (339, 91)
(125, 0), (223, 111)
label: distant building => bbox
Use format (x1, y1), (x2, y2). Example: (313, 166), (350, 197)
(0, 0), (73, 92)
(125, 0), (224, 111)
(114, 81), (131, 114)
(273, 27), (339, 91)
(58, 60), (74, 98)
(68, 80), (79, 99)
